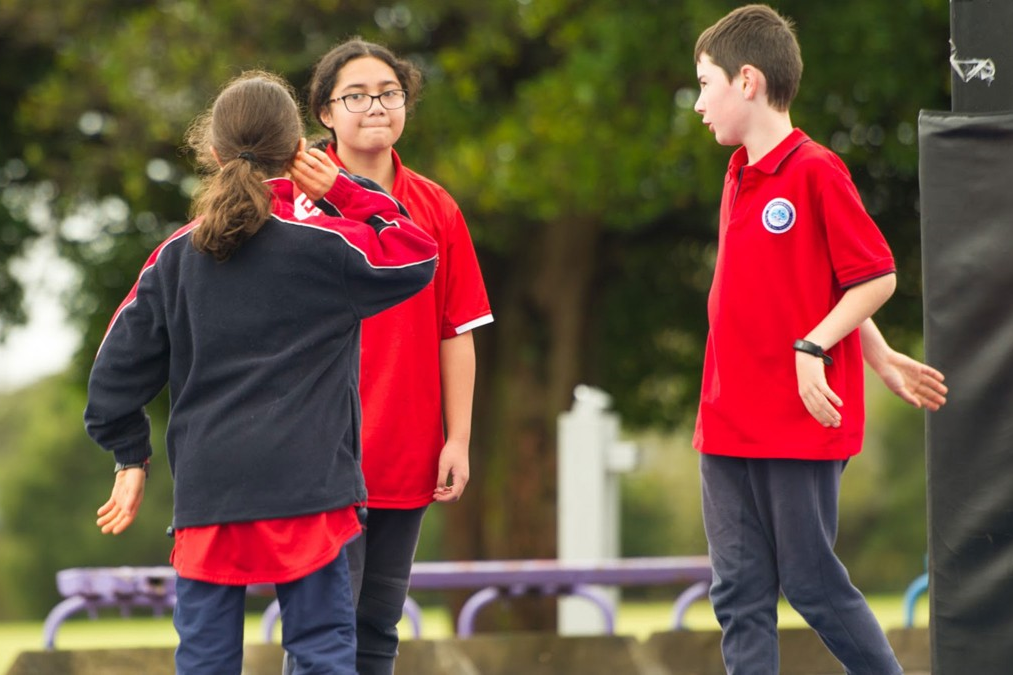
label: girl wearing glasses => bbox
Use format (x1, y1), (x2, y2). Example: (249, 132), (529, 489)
(290, 38), (493, 675)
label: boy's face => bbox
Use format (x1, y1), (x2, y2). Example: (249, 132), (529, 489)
(694, 53), (747, 147)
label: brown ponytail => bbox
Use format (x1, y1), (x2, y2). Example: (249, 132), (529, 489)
(184, 71), (303, 261)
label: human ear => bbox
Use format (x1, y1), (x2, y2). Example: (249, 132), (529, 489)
(211, 146), (223, 168)
(319, 106), (335, 131)
(739, 65), (763, 100)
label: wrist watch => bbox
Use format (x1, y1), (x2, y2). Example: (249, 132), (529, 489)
(793, 339), (833, 366)
(114, 459), (150, 478)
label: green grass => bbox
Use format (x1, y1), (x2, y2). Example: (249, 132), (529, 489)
(0, 594), (928, 673)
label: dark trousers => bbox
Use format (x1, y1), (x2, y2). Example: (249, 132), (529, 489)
(700, 454), (902, 675)
(347, 506), (428, 675)
(175, 547), (356, 675)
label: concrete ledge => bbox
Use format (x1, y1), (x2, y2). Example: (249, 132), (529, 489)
(6, 648), (175, 675)
(645, 628), (847, 674)
(6, 628), (930, 675)
(642, 629), (726, 674)
(448, 632), (668, 675)
(393, 639), (483, 675)
(887, 627), (931, 673)
(644, 627), (931, 675)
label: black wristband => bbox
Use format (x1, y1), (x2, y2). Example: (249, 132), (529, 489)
(793, 339), (833, 366)
(114, 459), (150, 478)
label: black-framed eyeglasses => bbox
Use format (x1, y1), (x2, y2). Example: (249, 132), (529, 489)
(329, 89), (408, 113)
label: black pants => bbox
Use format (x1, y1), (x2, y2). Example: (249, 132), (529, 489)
(346, 506), (428, 675)
(285, 506), (429, 675)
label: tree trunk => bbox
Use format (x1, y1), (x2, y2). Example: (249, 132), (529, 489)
(444, 216), (600, 631)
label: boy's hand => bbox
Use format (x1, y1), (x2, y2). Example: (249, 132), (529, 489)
(291, 145), (339, 201)
(873, 350), (948, 411)
(96, 468), (146, 535)
(796, 352), (843, 428)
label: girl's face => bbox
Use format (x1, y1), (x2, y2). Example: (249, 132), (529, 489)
(320, 56), (406, 155)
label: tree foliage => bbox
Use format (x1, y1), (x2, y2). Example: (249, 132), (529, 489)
(0, 0), (950, 623)
(0, 377), (174, 618)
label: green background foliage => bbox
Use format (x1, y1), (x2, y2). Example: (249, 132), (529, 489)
(0, 0), (949, 622)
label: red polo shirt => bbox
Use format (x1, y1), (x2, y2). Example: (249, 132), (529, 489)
(313, 147), (493, 508)
(692, 129), (895, 460)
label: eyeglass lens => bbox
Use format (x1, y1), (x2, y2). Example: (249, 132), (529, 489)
(337, 90), (406, 113)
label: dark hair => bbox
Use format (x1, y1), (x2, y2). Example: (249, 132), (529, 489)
(184, 70), (303, 261)
(694, 4), (803, 112)
(307, 37), (423, 135)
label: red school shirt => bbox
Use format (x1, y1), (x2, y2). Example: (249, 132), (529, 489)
(171, 506), (361, 585)
(692, 129), (895, 461)
(323, 146), (493, 508)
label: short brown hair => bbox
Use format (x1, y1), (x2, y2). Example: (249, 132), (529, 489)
(695, 4), (803, 112)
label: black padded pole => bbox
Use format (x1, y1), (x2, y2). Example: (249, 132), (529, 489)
(921, 4), (1013, 672)
(920, 111), (1013, 675)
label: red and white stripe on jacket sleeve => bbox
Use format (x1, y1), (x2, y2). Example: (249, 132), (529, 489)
(95, 222), (196, 358)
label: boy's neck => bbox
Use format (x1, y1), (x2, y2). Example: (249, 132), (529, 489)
(335, 148), (397, 193)
(742, 110), (794, 165)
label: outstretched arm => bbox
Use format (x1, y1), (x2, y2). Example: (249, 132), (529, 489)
(860, 318), (948, 411)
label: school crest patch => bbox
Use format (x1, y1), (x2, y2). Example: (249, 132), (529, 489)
(762, 198), (796, 234)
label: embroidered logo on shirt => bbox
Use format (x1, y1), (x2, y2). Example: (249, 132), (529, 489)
(762, 198), (796, 234)
(294, 193), (321, 220)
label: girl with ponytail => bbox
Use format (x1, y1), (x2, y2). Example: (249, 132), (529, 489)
(185, 70), (302, 260)
(84, 70), (437, 675)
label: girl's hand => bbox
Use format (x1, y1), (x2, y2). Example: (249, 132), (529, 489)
(96, 468), (146, 535)
(434, 439), (470, 503)
(291, 146), (339, 201)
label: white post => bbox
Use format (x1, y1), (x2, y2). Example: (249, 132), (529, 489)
(557, 385), (639, 635)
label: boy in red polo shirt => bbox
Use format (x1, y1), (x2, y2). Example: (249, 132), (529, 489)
(692, 5), (946, 674)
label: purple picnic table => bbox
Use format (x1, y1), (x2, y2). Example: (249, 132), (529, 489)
(43, 556), (713, 649)
(262, 555), (712, 640)
(42, 566), (177, 649)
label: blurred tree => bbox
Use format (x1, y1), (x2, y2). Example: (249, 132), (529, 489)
(0, 2), (55, 338)
(0, 377), (174, 619)
(0, 0), (950, 626)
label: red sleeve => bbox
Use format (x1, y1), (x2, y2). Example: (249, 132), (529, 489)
(440, 205), (493, 338)
(320, 170), (410, 229)
(308, 175), (438, 320)
(818, 156), (895, 288)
